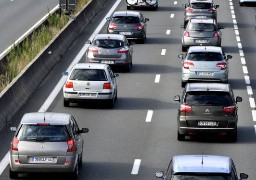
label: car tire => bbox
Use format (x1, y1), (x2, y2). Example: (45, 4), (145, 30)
(63, 99), (70, 107)
(114, 90), (118, 101)
(78, 152), (83, 167)
(70, 164), (78, 180)
(125, 62), (132, 72)
(9, 169), (18, 179)
(229, 129), (237, 142)
(127, 5), (131, 10)
(181, 81), (187, 88)
(153, 3), (158, 10)
(182, 45), (187, 52)
(107, 97), (115, 108)
(178, 131), (185, 141)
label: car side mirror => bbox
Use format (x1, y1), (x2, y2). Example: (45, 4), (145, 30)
(178, 54), (184, 59)
(236, 96), (242, 103)
(240, 173), (248, 179)
(145, 18), (149, 22)
(106, 17), (111, 21)
(79, 128), (89, 134)
(63, 71), (68, 76)
(10, 127), (17, 132)
(215, 5), (219, 9)
(173, 95), (181, 102)
(155, 171), (164, 178)
(114, 73), (119, 77)
(226, 55), (232, 60)
(85, 40), (91, 44)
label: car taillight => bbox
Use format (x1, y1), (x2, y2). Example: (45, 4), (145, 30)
(223, 106), (235, 114)
(183, 31), (190, 37)
(67, 139), (75, 152)
(213, 32), (219, 38)
(216, 62), (226, 70)
(180, 104), (192, 113)
(183, 62), (194, 69)
(103, 83), (112, 89)
(117, 48), (129, 54)
(209, 9), (216, 13)
(88, 47), (98, 53)
(65, 81), (73, 88)
(11, 137), (19, 151)
(186, 8), (193, 12)
(108, 23), (117, 31)
(135, 24), (143, 31)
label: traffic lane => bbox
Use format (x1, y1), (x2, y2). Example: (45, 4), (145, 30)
(0, 0), (58, 53)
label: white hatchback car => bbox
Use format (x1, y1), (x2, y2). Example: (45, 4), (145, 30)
(63, 63), (118, 108)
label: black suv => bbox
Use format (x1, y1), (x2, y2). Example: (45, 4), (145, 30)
(106, 11), (149, 44)
(174, 83), (242, 141)
(182, 0), (219, 26)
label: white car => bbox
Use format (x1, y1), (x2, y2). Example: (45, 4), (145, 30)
(63, 63), (118, 108)
(239, 0), (256, 6)
(126, 0), (158, 10)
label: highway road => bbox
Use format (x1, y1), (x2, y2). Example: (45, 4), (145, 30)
(0, 0), (58, 56)
(0, 0), (256, 179)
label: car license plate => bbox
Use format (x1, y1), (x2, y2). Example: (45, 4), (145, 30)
(198, 121), (218, 126)
(78, 93), (97, 97)
(30, 157), (55, 163)
(120, 32), (132, 35)
(197, 72), (214, 76)
(101, 60), (114, 64)
(195, 39), (208, 43)
(196, 16), (207, 19)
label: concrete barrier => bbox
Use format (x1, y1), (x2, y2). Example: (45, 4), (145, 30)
(0, 0), (108, 130)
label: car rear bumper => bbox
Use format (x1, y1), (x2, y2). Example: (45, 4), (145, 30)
(108, 31), (144, 40)
(179, 127), (237, 135)
(182, 72), (228, 82)
(182, 38), (221, 47)
(87, 59), (131, 66)
(63, 91), (114, 101)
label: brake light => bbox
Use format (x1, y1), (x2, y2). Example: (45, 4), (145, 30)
(135, 24), (143, 31)
(117, 48), (129, 54)
(88, 47), (98, 53)
(216, 62), (226, 70)
(180, 104), (192, 113)
(65, 81), (73, 88)
(11, 137), (19, 151)
(223, 106), (235, 113)
(209, 9), (216, 13)
(67, 139), (75, 152)
(186, 8), (193, 12)
(213, 32), (219, 38)
(183, 31), (190, 37)
(183, 62), (194, 69)
(103, 83), (112, 89)
(108, 23), (117, 31)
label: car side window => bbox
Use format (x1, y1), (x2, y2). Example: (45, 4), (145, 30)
(70, 117), (79, 134)
(231, 161), (238, 180)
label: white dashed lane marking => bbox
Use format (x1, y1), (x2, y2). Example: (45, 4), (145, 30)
(242, 66), (248, 74)
(174, 1), (177, 4)
(131, 159), (141, 175)
(237, 43), (242, 49)
(145, 110), (154, 122)
(170, 14), (175, 18)
(239, 50), (244, 57)
(241, 57), (246, 65)
(155, 74), (161, 83)
(252, 111), (256, 121)
(166, 30), (171, 35)
(247, 86), (253, 95)
(161, 49), (166, 55)
(244, 75), (250, 84)
(249, 98), (256, 108)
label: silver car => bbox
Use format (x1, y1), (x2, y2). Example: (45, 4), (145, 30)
(63, 63), (118, 108)
(181, 18), (223, 52)
(85, 34), (133, 72)
(179, 46), (232, 87)
(155, 155), (248, 180)
(126, 0), (158, 10)
(9, 112), (89, 179)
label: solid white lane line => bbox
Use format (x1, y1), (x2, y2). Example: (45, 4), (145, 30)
(166, 30), (171, 35)
(174, 1), (177, 4)
(244, 75), (250, 84)
(242, 66), (248, 74)
(146, 110), (154, 122)
(161, 49), (166, 55)
(237, 43), (242, 49)
(236, 36), (240, 42)
(131, 159), (141, 175)
(155, 74), (161, 83)
(170, 14), (175, 18)
(249, 98), (256, 108)
(252, 111), (256, 121)
(247, 86), (253, 95)
(0, 152), (9, 175)
(241, 57), (246, 65)
(235, 30), (239, 35)
(0, 0), (123, 175)
(239, 50), (244, 57)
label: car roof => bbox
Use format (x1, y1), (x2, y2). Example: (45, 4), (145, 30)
(20, 112), (71, 125)
(112, 11), (141, 17)
(173, 155), (231, 174)
(190, 18), (216, 24)
(188, 46), (223, 54)
(72, 63), (108, 70)
(190, 0), (213, 3)
(94, 34), (125, 41)
(186, 83), (230, 92)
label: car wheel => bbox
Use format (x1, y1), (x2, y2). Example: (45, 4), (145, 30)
(70, 164), (78, 180)
(107, 97), (115, 108)
(125, 62), (132, 72)
(63, 99), (70, 107)
(153, 3), (158, 10)
(114, 90), (117, 101)
(229, 129), (237, 142)
(182, 45), (187, 52)
(78, 152), (83, 167)
(178, 131), (185, 141)
(127, 5), (131, 10)
(9, 169), (18, 179)
(181, 81), (187, 88)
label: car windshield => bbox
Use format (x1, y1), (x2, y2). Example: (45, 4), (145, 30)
(191, 3), (213, 9)
(93, 39), (124, 48)
(17, 125), (70, 142)
(112, 16), (140, 24)
(188, 23), (216, 31)
(70, 69), (107, 81)
(184, 91), (233, 106)
(173, 174), (230, 180)
(187, 52), (224, 61)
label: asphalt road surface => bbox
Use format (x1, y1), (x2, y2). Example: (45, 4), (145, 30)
(0, 0), (256, 179)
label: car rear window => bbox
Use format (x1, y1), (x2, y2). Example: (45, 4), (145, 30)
(188, 23), (216, 31)
(112, 16), (140, 24)
(191, 3), (213, 9)
(93, 39), (124, 48)
(187, 52), (224, 61)
(184, 91), (233, 106)
(173, 174), (230, 180)
(70, 69), (107, 81)
(17, 125), (70, 142)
